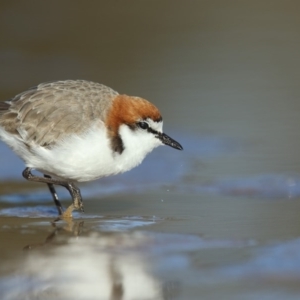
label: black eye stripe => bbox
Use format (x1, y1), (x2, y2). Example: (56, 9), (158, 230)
(133, 121), (159, 136)
(147, 127), (158, 135)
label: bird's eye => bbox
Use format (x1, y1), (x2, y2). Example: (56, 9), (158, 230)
(137, 121), (149, 130)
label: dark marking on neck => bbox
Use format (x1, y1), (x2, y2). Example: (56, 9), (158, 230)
(111, 134), (124, 154)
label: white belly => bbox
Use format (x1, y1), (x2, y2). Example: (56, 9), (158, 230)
(1, 120), (162, 182)
(0, 123), (136, 182)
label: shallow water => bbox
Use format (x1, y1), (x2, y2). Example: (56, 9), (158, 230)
(1, 1), (300, 299)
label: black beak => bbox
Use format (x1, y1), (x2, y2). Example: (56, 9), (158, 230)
(157, 132), (183, 150)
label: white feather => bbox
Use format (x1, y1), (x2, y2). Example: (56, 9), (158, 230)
(0, 119), (163, 182)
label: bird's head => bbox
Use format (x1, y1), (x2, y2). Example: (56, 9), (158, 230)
(105, 95), (183, 155)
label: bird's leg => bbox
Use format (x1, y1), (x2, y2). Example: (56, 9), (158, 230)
(22, 167), (84, 217)
(44, 174), (64, 215)
(63, 182), (84, 217)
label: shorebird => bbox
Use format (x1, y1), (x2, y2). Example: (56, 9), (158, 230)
(0, 80), (183, 217)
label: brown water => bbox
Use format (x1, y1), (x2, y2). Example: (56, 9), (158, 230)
(1, 1), (300, 299)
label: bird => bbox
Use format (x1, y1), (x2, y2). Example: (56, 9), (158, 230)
(0, 80), (183, 218)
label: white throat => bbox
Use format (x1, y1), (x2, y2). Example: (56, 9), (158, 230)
(115, 121), (163, 172)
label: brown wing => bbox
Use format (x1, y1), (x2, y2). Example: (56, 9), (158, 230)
(0, 80), (118, 147)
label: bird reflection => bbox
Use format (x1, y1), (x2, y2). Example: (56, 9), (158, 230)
(23, 219), (84, 250)
(18, 220), (180, 300)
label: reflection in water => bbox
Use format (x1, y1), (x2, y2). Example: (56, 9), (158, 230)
(0, 220), (253, 300)
(3, 230), (175, 300)
(23, 219), (84, 250)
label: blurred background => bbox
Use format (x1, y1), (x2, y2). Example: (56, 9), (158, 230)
(1, 1), (300, 175)
(1, 1), (300, 299)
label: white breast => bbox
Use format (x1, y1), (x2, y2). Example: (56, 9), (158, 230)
(0, 121), (162, 182)
(0, 121), (161, 181)
(28, 122), (128, 181)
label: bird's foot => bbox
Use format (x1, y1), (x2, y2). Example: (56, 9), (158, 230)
(60, 201), (84, 219)
(73, 197), (84, 212)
